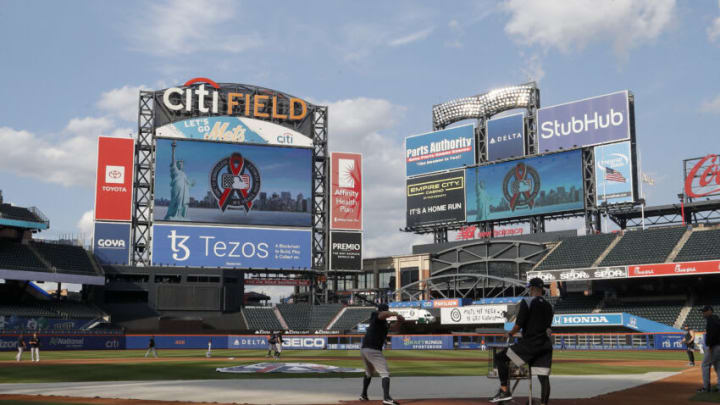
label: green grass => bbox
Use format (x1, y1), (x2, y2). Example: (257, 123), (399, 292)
(691, 392), (720, 402)
(0, 349), (687, 384)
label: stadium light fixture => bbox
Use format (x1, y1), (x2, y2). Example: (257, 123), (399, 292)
(432, 82), (537, 129)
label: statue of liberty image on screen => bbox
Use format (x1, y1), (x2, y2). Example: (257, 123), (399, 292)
(164, 140), (195, 220)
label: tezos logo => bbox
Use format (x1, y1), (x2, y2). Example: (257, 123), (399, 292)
(502, 162), (540, 211)
(168, 230), (191, 261)
(210, 153), (261, 213)
(450, 308), (462, 323)
(97, 239), (126, 249)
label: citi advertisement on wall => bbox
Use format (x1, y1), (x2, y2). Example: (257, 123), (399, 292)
(594, 141), (635, 206)
(95, 137), (134, 222)
(406, 124), (475, 177)
(466, 150), (584, 222)
(331, 152), (362, 230)
(406, 170), (466, 227)
(151, 224), (312, 269)
(330, 231), (362, 270)
(486, 113), (525, 162)
(156, 116), (313, 148)
(154, 138), (312, 227)
(537, 91), (631, 153)
(93, 222), (131, 265)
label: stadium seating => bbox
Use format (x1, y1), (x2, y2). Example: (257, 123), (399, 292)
(309, 304), (343, 330)
(330, 307), (374, 331)
(601, 300), (684, 327)
(31, 241), (97, 275)
(277, 303), (311, 330)
(0, 242), (48, 272)
(599, 227), (687, 266)
(684, 296), (720, 331)
(0, 304), (57, 317)
(242, 307), (283, 330)
(0, 301), (106, 319)
(674, 228), (720, 262)
(550, 295), (602, 314)
(0, 203), (43, 223)
(535, 233), (617, 270)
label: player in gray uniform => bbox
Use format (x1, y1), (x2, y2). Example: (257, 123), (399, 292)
(359, 303), (405, 405)
(15, 333), (26, 362)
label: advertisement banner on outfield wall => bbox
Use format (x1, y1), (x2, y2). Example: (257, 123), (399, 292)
(537, 91), (631, 153)
(156, 116), (313, 148)
(405, 124), (475, 177)
(486, 113), (525, 162)
(654, 334), (687, 350)
(331, 152), (362, 230)
(527, 266), (628, 283)
(594, 141), (634, 205)
(441, 305), (508, 325)
(628, 260), (720, 278)
(154, 138), (312, 227)
(125, 335), (226, 349)
(95, 137), (134, 221)
(151, 224), (312, 269)
(93, 222), (131, 265)
(406, 170), (466, 227)
(228, 335), (268, 349)
(466, 150), (584, 222)
(330, 231), (362, 270)
(391, 335), (453, 350)
(0, 335), (125, 351)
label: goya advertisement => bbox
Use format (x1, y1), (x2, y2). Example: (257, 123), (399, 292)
(466, 150), (584, 222)
(406, 124), (475, 177)
(406, 170), (466, 227)
(594, 141), (635, 206)
(154, 138), (312, 227)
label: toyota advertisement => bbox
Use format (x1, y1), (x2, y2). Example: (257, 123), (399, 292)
(406, 124), (475, 177)
(594, 141), (635, 206)
(151, 224), (312, 269)
(537, 91), (632, 153)
(406, 170), (466, 227)
(330, 231), (362, 270)
(95, 137), (134, 221)
(93, 222), (131, 265)
(330, 152), (362, 230)
(486, 113), (525, 162)
(465, 150), (584, 222)
(154, 138), (312, 227)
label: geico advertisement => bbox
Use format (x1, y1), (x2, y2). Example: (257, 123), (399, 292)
(93, 222), (131, 265)
(406, 170), (466, 227)
(156, 116), (313, 148)
(537, 90), (631, 153)
(151, 224), (311, 269)
(441, 305), (507, 325)
(281, 336), (327, 350)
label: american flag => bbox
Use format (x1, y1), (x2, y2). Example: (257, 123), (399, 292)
(604, 167), (626, 183)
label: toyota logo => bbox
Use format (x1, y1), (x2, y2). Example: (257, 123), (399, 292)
(108, 170), (122, 179)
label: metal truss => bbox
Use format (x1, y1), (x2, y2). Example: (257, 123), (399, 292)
(582, 148), (601, 234)
(608, 199), (720, 229)
(131, 92), (155, 266)
(394, 273), (529, 302)
(311, 106), (330, 304)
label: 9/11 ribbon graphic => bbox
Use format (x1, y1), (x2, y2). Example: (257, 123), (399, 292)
(509, 163), (535, 211)
(218, 153), (254, 212)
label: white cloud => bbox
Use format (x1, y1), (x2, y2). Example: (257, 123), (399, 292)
(388, 27), (435, 47)
(709, 15), (720, 42)
(520, 53), (545, 82)
(97, 85), (147, 122)
(76, 210), (95, 245)
(503, 0), (676, 56)
(127, 0), (262, 56)
(701, 94), (720, 113)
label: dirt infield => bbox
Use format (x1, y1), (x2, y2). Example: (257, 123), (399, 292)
(0, 368), (713, 405)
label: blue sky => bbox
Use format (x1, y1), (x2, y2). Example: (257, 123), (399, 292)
(1, 0), (720, 267)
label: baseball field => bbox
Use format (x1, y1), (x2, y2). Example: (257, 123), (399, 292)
(0, 349), (717, 404)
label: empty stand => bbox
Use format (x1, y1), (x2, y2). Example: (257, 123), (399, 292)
(0, 203), (43, 223)
(331, 307), (374, 331)
(599, 227), (687, 267)
(310, 304), (343, 330)
(536, 233), (617, 270)
(277, 303), (311, 330)
(601, 300), (684, 327)
(243, 307), (283, 330)
(675, 229), (720, 262)
(0, 242), (48, 272)
(549, 295), (602, 314)
(31, 241), (97, 275)
(683, 296), (720, 331)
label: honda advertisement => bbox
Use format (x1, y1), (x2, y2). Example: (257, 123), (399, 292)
(527, 266), (628, 283)
(154, 138), (312, 227)
(594, 141), (635, 206)
(331, 152), (362, 230)
(466, 150), (584, 222)
(93, 222), (131, 265)
(552, 314), (623, 327)
(628, 260), (720, 278)
(151, 224), (312, 269)
(156, 116), (313, 148)
(537, 91), (631, 153)
(441, 305), (508, 325)
(330, 231), (362, 270)
(95, 137), (134, 221)
(406, 170), (466, 227)
(486, 113), (525, 162)
(406, 124), (475, 177)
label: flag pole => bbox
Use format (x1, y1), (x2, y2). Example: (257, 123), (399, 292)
(639, 151), (646, 230)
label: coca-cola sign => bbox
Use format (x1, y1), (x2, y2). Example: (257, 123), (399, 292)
(685, 154), (720, 198)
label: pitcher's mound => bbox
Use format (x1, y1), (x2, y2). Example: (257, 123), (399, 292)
(216, 362), (365, 374)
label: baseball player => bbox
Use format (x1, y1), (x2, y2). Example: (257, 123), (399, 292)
(491, 278), (554, 404)
(15, 333), (26, 362)
(267, 332), (283, 359)
(206, 338), (212, 358)
(29, 333), (39, 362)
(684, 326), (696, 366)
(699, 306), (720, 393)
(144, 336), (158, 358)
(359, 303), (404, 405)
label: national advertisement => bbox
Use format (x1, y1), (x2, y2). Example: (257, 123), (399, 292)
(594, 141), (634, 205)
(151, 224), (312, 269)
(406, 124), (475, 177)
(441, 305), (507, 325)
(93, 222), (131, 265)
(156, 116), (313, 147)
(154, 138), (312, 227)
(95, 137), (134, 222)
(628, 260), (720, 278)
(330, 231), (362, 270)
(406, 170), (466, 227)
(0, 335), (125, 351)
(330, 152), (362, 230)
(390, 335), (453, 350)
(537, 91), (631, 153)
(486, 113), (525, 162)
(466, 150), (584, 222)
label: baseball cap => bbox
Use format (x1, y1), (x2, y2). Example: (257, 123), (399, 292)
(527, 277), (545, 289)
(378, 303), (389, 312)
(701, 305), (713, 312)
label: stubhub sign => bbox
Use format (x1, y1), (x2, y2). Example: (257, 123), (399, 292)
(152, 225), (311, 269)
(538, 91), (631, 153)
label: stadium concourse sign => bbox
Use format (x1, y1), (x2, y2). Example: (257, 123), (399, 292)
(406, 170), (466, 227)
(95, 137), (134, 221)
(527, 266), (628, 282)
(93, 222), (131, 265)
(486, 113), (525, 162)
(628, 260), (720, 278)
(441, 305), (507, 325)
(405, 124), (475, 177)
(537, 91), (631, 153)
(330, 231), (362, 270)
(330, 152), (362, 230)
(594, 141), (635, 205)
